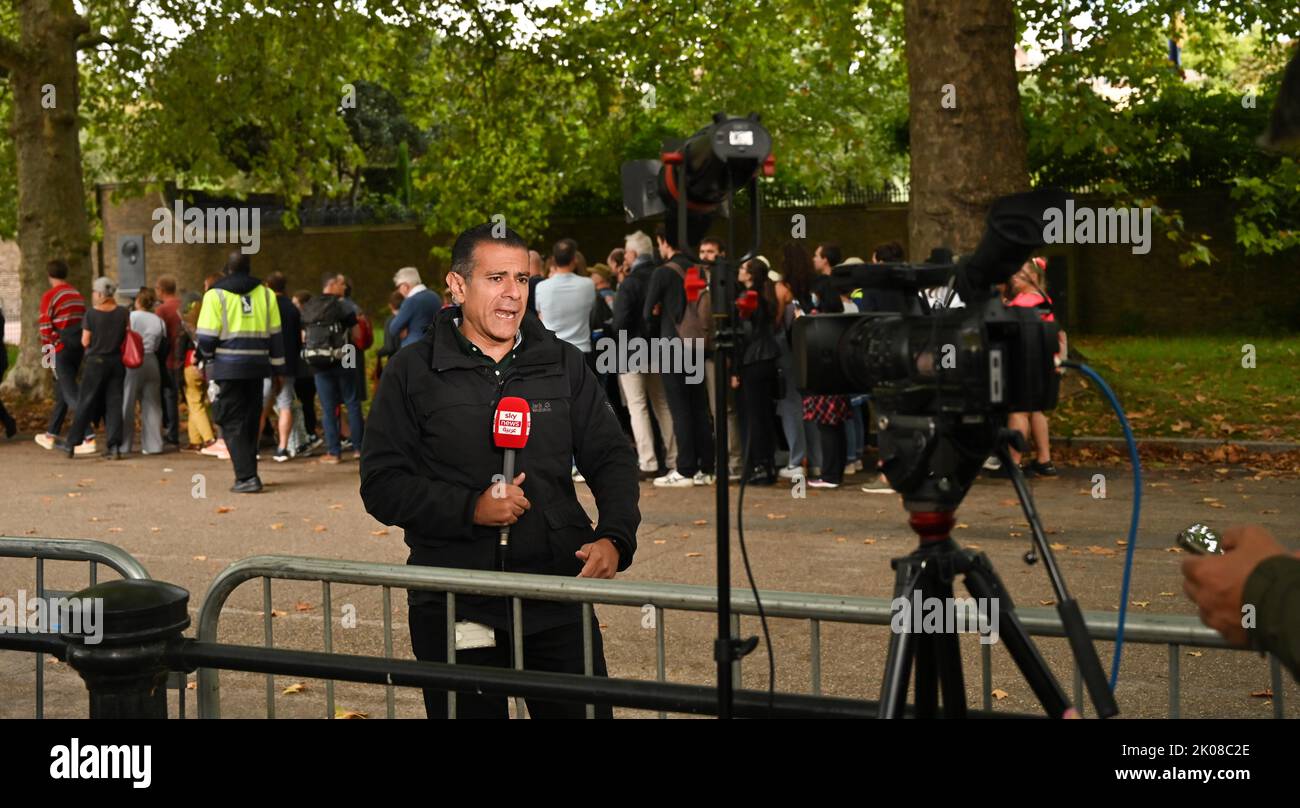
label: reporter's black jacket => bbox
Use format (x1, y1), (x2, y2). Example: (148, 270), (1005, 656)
(360, 306), (640, 633)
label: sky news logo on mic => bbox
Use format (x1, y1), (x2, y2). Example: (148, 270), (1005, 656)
(493, 396), (531, 450)
(495, 410), (525, 436)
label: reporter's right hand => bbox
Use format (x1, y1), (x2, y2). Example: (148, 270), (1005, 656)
(473, 472), (531, 526)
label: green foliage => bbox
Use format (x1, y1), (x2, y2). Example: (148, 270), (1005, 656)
(1017, 2), (1300, 263)
(2, 0), (1296, 264)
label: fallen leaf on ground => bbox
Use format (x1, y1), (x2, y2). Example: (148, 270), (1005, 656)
(270, 523), (285, 530)
(999, 499), (1017, 506)
(295, 602), (313, 612)
(282, 683), (307, 695)
(329, 504), (344, 510)
(150, 527), (161, 533)
(66, 492), (81, 498)
(1250, 689), (1273, 699)
(1039, 599), (1055, 606)
(685, 552), (703, 558)
(335, 709), (368, 719)
(107, 527), (123, 533)
(1115, 540), (1127, 546)
(313, 525), (328, 533)
(1166, 547), (1183, 553)
(954, 523), (969, 530)
(193, 555), (207, 561)
(992, 689), (1009, 700)
(766, 513), (787, 520)
(1187, 651), (1203, 658)
(863, 538), (877, 545)
(1209, 502), (1226, 509)
(186, 681), (197, 690)
(1261, 509), (1280, 514)
(1159, 592), (1175, 596)
(835, 537), (847, 543)
(1050, 542), (1067, 551)
(1087, 546), (1117, 556)
(1132, 601), (1150, 608)
(370, 529), (389, 536)
(653, 539), (666, 545)
(216, 505), (234, 514)
(692, 519), (707, 526)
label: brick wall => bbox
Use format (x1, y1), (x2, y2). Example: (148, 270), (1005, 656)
(0, 184), (1269, 338)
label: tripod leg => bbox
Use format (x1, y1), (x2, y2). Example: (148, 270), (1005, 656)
(914, 631), (938, 719)
(935, 622), (967, 718)
(963, 552), (1070, 717)
(878, 557), (924, 718)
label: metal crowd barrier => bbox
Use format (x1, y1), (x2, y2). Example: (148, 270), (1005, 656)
(0, 536), (192, 718)
(195, 554), (1290, 719)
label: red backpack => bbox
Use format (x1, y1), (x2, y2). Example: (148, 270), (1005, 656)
(354, 313), (374, 351)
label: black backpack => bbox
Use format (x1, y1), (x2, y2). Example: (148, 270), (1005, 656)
(301, 296), (348, 369)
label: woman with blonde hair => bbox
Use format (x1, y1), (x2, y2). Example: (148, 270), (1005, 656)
(1004, 257), (1062, 477)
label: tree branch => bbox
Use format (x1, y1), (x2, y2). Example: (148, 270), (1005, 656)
(0, 33), (25, 72)
(76, 33), (117, 51)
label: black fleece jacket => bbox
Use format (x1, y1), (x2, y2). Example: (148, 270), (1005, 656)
(359, 306), (640, 632)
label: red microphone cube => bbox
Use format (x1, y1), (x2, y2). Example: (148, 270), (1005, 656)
(684, 267), (708, 303)
(736, 290), (759, 318)
(493, 396), (530, 449)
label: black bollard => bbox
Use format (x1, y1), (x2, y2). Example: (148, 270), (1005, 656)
(62, 579), (190, 719)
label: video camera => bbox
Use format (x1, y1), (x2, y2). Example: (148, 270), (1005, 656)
(792, 189), (1067, 510)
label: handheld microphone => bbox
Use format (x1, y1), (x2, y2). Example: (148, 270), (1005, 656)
(492, 396), (531, 554)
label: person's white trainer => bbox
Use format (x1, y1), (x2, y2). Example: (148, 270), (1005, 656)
(201, 439), (226, 457)
(653, 470), (694, 488)
(35, 433), (55, 450)
(860, 478), (896, 494)
(693, 472), (716, 486)
(778, 464), (804, 480)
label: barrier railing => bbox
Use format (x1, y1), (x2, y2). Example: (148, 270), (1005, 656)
(0, 536), (158, 718)
(195, 554), (1290, 719)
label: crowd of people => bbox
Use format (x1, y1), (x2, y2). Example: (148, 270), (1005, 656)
(522, 228), (1062, 492)
(5, 230), (1061, 495)
(19, 255), (424, 493)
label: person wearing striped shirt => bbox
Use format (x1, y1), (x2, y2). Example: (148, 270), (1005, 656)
(35, 260), (94, 453)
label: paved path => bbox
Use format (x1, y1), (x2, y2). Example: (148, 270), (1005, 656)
(2, 439), (1296, 718)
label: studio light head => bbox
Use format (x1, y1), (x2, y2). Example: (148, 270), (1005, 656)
(620, 113), (773, 247)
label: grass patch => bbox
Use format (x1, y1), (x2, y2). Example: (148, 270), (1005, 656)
(1056, 336), (1300, 442)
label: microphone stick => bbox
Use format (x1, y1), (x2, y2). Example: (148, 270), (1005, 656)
(498, 448), (515, 569)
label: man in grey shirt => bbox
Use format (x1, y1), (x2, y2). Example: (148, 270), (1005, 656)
(534, 238), (595, 355)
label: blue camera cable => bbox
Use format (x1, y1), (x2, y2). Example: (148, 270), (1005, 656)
(1060, 360), (1141, 691)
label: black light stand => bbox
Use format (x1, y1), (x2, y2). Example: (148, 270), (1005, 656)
(663, 151), (767, 719)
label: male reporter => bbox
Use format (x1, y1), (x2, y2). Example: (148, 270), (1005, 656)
(360, 222), (640, 718)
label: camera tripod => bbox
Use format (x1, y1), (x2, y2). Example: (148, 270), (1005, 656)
(877, 434), (1119, 718)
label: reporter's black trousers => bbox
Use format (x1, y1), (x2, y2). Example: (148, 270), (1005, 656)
(409, 603), (612, 719)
